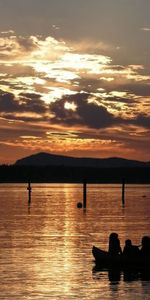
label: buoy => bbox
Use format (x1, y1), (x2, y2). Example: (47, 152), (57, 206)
(77, 202), (82, 208)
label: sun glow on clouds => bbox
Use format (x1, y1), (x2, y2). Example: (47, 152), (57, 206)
(42, 87), (77, 104)
(61, 53), (111, 71)
(9, 76), (46, 86)
(64, 101), (77, 111)
(20, 135), (40, 139)
(0, 31), (150, 162)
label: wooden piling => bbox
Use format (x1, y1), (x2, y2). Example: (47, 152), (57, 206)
(83, 179), (87, 208)
(27, 179), (32, 204)
(122, 178), (125, 207)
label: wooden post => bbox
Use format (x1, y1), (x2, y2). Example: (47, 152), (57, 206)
(83, 179), (87, 209)
(27, 179), (32, 204)
(122, 178), (125, 207)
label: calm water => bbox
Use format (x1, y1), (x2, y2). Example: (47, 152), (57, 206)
(0, 183), (150, 300)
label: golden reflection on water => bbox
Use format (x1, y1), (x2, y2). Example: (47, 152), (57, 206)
(0, 184), (150, 299)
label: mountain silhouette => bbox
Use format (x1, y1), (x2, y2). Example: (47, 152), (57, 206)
(15, 152), (150, 168)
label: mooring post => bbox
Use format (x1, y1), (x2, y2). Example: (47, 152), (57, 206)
(83, 179), (87, 209)
(122, 178), (125, 207)
(27, 179), (32, 204)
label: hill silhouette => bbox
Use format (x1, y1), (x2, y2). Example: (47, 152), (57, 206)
(15, 152), (150, 168)
(0, 152), (149, 183)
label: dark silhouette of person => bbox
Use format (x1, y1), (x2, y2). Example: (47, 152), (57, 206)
(140, 236), (150, 256)
(123, 239), (140, 257)
(108, 232), (122, 256)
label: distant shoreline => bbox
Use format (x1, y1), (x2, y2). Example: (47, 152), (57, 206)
(0, 165), (150, 184)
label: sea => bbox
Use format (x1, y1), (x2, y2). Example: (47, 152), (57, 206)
(0, 183), (150, 300)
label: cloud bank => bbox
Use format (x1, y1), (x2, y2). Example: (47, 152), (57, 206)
(0, 32), (150, 162)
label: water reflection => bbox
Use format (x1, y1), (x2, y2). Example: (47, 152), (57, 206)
(92, 266), (150, 283)
(0, 183), (150, 299)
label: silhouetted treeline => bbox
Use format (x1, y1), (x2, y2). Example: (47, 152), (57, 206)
(0, 165), (150, 183)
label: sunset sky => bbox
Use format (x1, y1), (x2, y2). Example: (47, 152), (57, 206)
(0, 0), (150, 164)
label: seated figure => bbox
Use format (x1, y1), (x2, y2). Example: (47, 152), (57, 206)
(108, 232), (122, 256)
(141, 236), (150, 256)
(123, 239), (140, 257)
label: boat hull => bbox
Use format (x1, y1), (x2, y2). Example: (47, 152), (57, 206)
(92, 246), (150, 271)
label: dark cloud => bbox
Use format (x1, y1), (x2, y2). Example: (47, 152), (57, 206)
(133, 114), (150, 129)
(0, 90), (47, 114)
(19, 93), (47, 113)
(0, 91), (18, 112)
(50, 92), (121, 128)
(0, 89), (150, 131)
(50, 92), (150, 130)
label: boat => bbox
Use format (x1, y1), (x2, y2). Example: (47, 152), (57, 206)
(92, 246), (150, 271)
